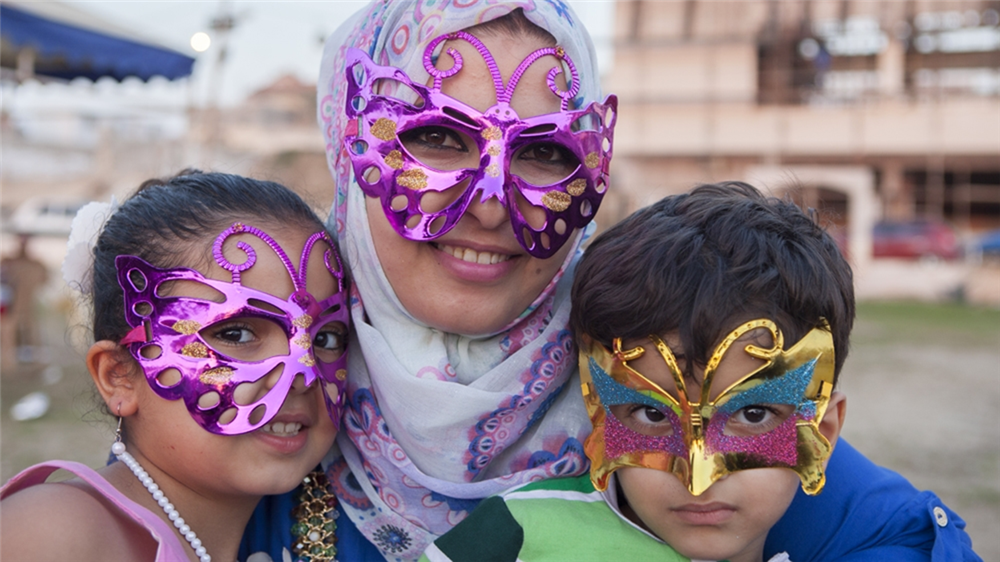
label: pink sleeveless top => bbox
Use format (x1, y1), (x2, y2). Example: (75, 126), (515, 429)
(1, 460), (190, 561)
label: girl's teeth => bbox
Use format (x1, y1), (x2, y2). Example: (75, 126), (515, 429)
(262, 422), (302, 436)
(440, 244), (510, 265)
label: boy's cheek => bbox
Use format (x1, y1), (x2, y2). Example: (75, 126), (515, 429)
(819, 391), (848, 467)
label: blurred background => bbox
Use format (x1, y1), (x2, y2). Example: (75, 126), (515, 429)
(1, 0), (998, 558)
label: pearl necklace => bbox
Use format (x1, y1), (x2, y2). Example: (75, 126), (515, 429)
(112, 440), (212, 562)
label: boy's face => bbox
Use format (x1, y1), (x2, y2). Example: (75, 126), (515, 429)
(581, 319), (838, 496)
(615, 328), (799, 562)
(580, 320), (847, 562)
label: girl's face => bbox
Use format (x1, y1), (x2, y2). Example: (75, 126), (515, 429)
(126, 223), (340, 497)
(366, 30), (576, 336)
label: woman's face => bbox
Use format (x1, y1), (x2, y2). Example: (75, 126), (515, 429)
(365, 30), (576, 335)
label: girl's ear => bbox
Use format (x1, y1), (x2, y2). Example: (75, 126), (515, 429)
(819, 390), (847, 459)
(87, 341), (139, 417)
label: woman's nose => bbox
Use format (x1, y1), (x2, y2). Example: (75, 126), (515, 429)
(465, 194), (510, 231)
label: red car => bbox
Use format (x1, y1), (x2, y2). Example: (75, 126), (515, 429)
(872, 221), (960, 260)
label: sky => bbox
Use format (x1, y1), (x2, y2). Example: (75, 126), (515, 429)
(55, 1), (615, 107)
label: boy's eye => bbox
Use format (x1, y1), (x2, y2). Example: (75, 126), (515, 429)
(634, 406), (667, 424)
(723, 404), (792, 437)
(608, 403), (674, 437)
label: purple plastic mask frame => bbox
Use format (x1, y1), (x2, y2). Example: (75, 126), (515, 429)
(116, 223), (349, 435)
(343, 31), (618, 258)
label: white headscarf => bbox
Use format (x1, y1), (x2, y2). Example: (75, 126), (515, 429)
(318, 2), (604, 559)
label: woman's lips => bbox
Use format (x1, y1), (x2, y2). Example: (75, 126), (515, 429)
(671, 502), (737, 525)
(432, 242), (519, 283)
(435, 242), (512, 265)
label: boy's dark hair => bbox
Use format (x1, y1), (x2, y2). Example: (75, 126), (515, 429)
(571, 181), (855, 381)
(91, 170), (328, 343)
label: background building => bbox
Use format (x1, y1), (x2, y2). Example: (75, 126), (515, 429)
(605, 0), (1000, 270)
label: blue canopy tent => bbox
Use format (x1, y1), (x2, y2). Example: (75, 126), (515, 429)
(0, 1), (194, 82)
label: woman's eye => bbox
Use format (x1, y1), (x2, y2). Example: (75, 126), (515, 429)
(312, 321), (347, 363)
(519, 142), (569, 163)
(400, 126), (467, 151)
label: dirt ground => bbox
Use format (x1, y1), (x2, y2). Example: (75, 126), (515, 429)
(2, 299), (998, 560)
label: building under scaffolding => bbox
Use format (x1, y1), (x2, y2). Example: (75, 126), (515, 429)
(606, 0), (1000, 264)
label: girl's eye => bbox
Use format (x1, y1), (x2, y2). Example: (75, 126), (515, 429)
(314, 331), (342, 351)
(312, 321), (347, 363)
(213, 324), (255, 344)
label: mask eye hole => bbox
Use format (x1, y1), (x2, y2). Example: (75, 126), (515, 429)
(608, 403), (676, 437)
(510, 141), (579, 186)
(199, 317), (290, 362)
(399, 125), (479, 172)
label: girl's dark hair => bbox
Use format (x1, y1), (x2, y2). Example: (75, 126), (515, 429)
(571, 181), (855, 381)
(91, 170), (328, 342)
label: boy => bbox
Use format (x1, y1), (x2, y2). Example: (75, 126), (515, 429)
(421, 182), (851, 562)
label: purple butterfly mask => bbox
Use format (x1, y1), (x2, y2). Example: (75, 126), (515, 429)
(116, 223), (350, 435)
(343, 31), (618, 258)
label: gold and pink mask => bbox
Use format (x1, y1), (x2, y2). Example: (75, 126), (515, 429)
(580, 319), (835, 496)
(117, 223), (349, 435)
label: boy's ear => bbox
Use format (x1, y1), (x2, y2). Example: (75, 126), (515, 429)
(87, 341), (140, 417)
(819, 390), (847, 456)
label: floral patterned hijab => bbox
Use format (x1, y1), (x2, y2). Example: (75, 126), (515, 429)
(318, 1), (603, 559)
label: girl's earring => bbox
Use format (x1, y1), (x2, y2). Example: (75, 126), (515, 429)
(111, 405), (126, 456)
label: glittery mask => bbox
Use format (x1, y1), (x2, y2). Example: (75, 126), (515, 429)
(343, 31), (617, 258)
(580, 319), (835, 496)
(116, 223), (349, 435)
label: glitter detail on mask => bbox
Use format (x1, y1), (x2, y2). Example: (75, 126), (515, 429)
(299, 355), (316, 367)
(482, 126), (502, 141)
(585, 152), (600, 169)
(705, 411), (799, 467)
(371, 118), (397, 141)
(181, 342), (209, 358)
(603, 401), (686, 458)
(172, 320), (201, 335)
(293, 314), (314, 329)
(542, 192), (572, 212)
(200, 367), (234, 385)
(487, 145), (502, 157)
(396, 169), (428, 190)
(486, 164), (500, 178)
(336, 369), (347, 381)
(384, 150), (404, 170)
(293, 333), (312, 350)
(567, 178), (587, 196)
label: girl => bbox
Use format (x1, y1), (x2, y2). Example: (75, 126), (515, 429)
(1, 172), (350, 562)
(249, 1), (977, 561)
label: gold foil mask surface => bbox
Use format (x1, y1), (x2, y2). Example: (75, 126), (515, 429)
(580, 319), (835, 496)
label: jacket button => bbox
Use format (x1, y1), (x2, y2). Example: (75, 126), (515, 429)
(933, 506), (949, 527)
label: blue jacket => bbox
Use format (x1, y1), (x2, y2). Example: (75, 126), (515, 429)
(765, 440), (980, 562)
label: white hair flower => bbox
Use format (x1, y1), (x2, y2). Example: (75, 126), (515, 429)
(62, 196), (119, 294)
